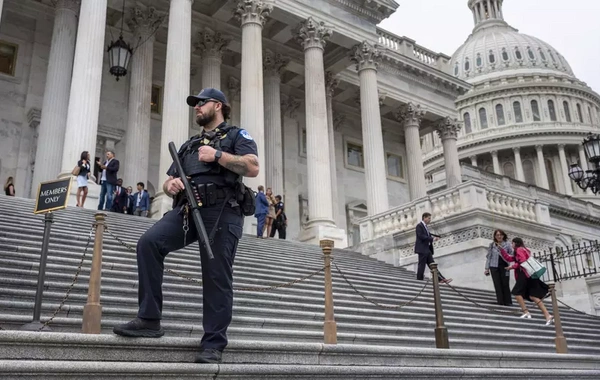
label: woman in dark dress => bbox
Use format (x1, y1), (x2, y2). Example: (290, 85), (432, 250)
(500, 237), (553, 325)
(485, 229), (513, 305)
(4, 177), (15, 196)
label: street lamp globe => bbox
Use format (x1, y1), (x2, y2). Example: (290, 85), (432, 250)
(568, 164), (585, 182)
(107, 35), (132, 81)
(583, 133), (600, 163)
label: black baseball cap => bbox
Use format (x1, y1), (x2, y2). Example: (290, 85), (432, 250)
(186, 88), (229, 107)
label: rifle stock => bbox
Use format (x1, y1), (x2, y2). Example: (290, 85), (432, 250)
(168, 142), (215, 260)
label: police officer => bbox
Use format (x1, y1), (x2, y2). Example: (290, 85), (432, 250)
(113, 88), (259, 364)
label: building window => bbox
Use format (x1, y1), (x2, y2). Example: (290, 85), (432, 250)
(454, 62), (459, 76)
(563, 101), (572, 122)
(546, 159), (557, 192)
(549, 50), (557, 64)
(513, 101), (523, 123)
(523, 160), (536, 185)
(548, 100), (557, 121)
(464, 58), (470, 72)
(479, 107), (488, 129)
(501, 48), (509, 62)
(527, 47), (535, 60)
(346, 141), (364, 169)
(300, 128), (307, 155)
(151, 85), (162, 114)
(514, 47), (523, 60)
(386, 153), (404, 179)
(576, 103), (583, 123)
(0, 40), (18, 76)
(488, 50), (496, 64)
(503, 162), (515, 179)
(588, 106), (593, 124)
(495, 104), (505, 126)
(463, 112), (472, 133)
(538, 48), (547, 62)
(531, 100), (541, 121)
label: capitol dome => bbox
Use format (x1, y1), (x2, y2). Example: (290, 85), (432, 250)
(451, 0), (575, 82)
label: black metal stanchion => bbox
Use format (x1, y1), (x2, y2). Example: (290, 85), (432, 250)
(22, 211), (54, 331)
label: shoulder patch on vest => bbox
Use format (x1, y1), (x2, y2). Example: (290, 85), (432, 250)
(239, 129), (253, 140)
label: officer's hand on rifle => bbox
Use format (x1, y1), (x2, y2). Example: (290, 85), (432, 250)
(198, 146), (217, 163)
(164, 177), (185, 196)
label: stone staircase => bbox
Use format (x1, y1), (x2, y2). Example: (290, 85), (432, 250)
(1, 194), (600, 378)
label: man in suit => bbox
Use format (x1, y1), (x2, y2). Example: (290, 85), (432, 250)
(254, 185), (269, 238)
(96, 150), (120, 211)
(415, 212), (452, 283)
(111, 178), (129, 213)
(133, 182), (150, 217)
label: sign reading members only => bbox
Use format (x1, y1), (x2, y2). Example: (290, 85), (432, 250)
(34, 178), (72, 214)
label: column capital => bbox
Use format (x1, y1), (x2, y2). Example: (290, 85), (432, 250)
(294, 17), (332, 50)
(325, 71), (339, 98)
(234, 0), (272, 27)
(349, 40), (382, 72)
(513, 146), (521, 154)
(333, 114), (346, 131)
(194, 27), (231, 60)
(558, 143), (566, 150)
(281, 94), (302, 118)
(263, 49), (290, 78)
(395, 102), (425, 126)
(435, 116), (461, 140)
(52, 0), (80, 13)
(127, 7), (164, 39)
(535, 144), (544, 152)
(228, 76), (241, 100)
(491, 150), (498, 157)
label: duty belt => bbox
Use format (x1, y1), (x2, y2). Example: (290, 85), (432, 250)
(190, 182), (230, 207)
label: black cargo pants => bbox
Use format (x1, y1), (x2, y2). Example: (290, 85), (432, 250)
(136, 201), (244, 351)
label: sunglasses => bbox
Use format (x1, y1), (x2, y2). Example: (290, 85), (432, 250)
(195, 99), (220, 107)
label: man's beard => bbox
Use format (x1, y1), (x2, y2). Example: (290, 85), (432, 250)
(196, 110), (215, 126)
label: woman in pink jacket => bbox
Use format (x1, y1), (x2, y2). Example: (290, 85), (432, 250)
(499, 237), (553, 325)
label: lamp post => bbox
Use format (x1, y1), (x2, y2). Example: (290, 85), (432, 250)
(568, 132), (600, 195)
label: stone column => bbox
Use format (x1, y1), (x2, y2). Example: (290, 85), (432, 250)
(535, 145), (550, 189)
(30, 0), (80, 197)
(0, 0), (3, 26)
(295, 17), (335, 226)
(234, 0), (272, 193)
(513, 147), (525, 182)
(263, 49), (289, 195)
(227, 76), (241, 127)
(396, 102), (427, 200)
(558, 144), (573, 196)
(436, 117), (462, 188)
(195, 28), (230, 89)
(350, 40), (389, 215)
(325, 71), (339, 224)
(123, 7), (163, 188)
(470, 155), (478, 167)
(153, 0), (193, 217)
(491, 150), (501, 174)
(60, 0), (107, 175)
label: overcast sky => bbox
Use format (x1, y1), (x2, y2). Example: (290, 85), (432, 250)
(378, 0), (600, 92)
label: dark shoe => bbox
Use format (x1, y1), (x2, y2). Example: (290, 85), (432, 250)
(194, 349), (222, 364)
(113, 317), (164, 338)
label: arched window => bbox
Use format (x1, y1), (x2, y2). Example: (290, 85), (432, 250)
(479, 107), (488, 129)
(576, 103), (583, 123)
(454, 62), (459, 76)
(488, 50), (496, 64)
(464, 58), (470, 72)
(476, 53), (483, 67)
(549, 50), (557, 64)
(589, 106), (594, 124)
(463, 112), (472, 134)
(527, 47), (535, 60)
(563, 101), (572, 122)
(496, 104), (505, 125)
(546, 159), (557, 192)
(515, 47), (523, 60)
(503, 162), (515, 179)
(548, 100), (557, 121)
(501, 48), (509, 62)
(531, 100), (541, 121)
(513, 101), (523, 123)
(538, 48), (547, 62)
(523, 160), (536, 185)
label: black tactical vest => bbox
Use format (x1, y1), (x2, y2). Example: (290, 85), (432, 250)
(178, 124), (240, 188)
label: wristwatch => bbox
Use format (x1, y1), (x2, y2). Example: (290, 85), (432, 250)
(214, 150), (222, 163)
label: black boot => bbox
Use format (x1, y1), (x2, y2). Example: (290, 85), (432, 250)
(194, 349), (222, 364)
(113, 317), (164, 338)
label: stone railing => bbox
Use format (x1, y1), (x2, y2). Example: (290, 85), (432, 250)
(359, 180), (544, 242)
(376, 28), (451, 73)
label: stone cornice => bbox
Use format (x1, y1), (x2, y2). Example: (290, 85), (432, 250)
(549, 205), (600, 226)
(98, 125), (125, 142)
(326, 0), (398, 23)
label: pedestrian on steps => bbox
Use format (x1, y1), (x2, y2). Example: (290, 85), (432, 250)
(4, 176), (15, 196)
(112, 88), (259, 364)
(499, 237), (553, 325)
(485, 229), (513, 306)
